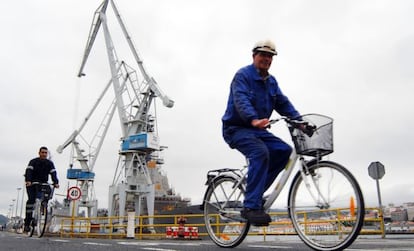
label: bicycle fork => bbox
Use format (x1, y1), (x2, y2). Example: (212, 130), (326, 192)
(298, 158), (330, 209)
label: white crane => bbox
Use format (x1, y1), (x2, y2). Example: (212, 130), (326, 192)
(57, 0), (173, 223)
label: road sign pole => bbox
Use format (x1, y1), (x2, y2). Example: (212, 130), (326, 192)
(368, 161), (386, 239)
(71, 200), (76, 238)
(67, 186), (82, 237)
(376, 179), (385, 238)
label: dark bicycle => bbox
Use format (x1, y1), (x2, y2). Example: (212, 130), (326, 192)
(28, 182), (54, 238)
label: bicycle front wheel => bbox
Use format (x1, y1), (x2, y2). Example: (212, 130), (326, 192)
(36, 201), (48, 237)
(28, 218), (35, 237)
(288, 161), (365, 251)
(203, 176), (250, 248)
(28, 199), (41, 237)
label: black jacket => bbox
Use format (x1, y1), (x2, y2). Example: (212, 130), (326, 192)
(25, 157), (59, 185)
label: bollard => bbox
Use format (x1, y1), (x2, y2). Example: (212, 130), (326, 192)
(126, 211), (135, 239)
(172, 227), (179, 239)
(165, 227), (172, 238)
(184, 227), (190, 239)
(190, 227), (199, 239)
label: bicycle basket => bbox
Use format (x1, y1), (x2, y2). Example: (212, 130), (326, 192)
(38, 184), (53, 199)
(290, 114), (333, 157)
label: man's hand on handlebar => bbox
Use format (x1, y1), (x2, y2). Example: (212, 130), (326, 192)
(25, 181), (59, 189)
(251, 118), (270, 129)
(251, 117), (316, 136)
(298, 123), (316, 137)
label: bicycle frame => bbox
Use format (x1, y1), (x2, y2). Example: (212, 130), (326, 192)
(208, 144), (330, 216)
(262, 151), (299, 210)
(263, 150), (333, 212)
(203, 145), (319, 217)
(204, 151), (306, 217)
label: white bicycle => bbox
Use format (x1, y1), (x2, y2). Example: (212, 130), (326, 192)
(202, 114), (365, 250)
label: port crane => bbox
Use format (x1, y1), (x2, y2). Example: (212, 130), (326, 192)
(57, 0), (173, 222)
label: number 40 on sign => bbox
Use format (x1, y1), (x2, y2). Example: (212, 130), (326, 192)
(67, 186), (82, 200)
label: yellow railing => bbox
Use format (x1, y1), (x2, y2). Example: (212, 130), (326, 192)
(59, 207), (386, 239)
(59, 214), (207, 239)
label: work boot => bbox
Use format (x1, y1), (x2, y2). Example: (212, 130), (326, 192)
(241, 208), (271, 226)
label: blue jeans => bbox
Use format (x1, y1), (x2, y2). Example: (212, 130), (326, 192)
(224, 127), (292, 209)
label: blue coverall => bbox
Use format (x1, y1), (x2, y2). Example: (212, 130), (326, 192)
(222, 64), (300, 210)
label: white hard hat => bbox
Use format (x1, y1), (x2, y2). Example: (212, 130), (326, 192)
(252, 39), (277, 55)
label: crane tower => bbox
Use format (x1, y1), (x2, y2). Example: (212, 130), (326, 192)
(57, 0), (173, 221)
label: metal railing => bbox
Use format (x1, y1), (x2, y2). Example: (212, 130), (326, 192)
(58, 207), (386, 239)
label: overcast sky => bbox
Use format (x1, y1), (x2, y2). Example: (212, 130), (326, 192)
(1, 0), (413, 216)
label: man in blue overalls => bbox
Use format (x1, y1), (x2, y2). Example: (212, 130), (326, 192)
(222, 40), (300, 226)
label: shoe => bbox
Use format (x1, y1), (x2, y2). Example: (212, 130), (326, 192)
(241, 208), (271, 226)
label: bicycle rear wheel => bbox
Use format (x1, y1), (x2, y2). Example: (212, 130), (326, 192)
(36, 201), (48, 237)
(288, 161), (364, 251)
(203, 176), (250, 248)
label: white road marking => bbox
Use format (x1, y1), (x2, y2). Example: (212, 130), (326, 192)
(118, 241), (200, 246)
(142, 248), (177, 251)
(249, 244), (290, 249)
(83, 241), (112, 246)
(52, 239), (70, 243)
(118, 241), (158, 246)
(348, 250), (413, 251)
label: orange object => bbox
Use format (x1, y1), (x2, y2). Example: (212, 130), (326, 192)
(350, 196), (355, 217)
(220, 233), (230, 241)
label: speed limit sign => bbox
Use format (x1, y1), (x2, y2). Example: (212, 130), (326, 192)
(67, 186), (82, 200)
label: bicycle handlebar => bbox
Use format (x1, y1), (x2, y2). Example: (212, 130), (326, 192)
(30, 181), (58, 187)
(30, 182), (52, 185)
(268, 116), (316, 137)
(30, 182), (57, 190)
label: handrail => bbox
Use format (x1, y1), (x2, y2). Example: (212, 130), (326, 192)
(56, 207), (392, 239)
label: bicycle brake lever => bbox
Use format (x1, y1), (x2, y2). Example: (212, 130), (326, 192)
(303, 124), (316, 137)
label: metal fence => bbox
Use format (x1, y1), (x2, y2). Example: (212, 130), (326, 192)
(58, 207), (386, 239)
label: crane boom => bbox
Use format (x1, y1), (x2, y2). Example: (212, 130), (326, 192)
(57, 74), (114, 154)
(78, 1), (109, 77)
(58, 0), (174, 224)
(110, 0), (174, 109)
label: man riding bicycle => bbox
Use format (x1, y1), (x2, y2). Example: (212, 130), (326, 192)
(222, 40), (301, 226)
(23, 146), (59, 233)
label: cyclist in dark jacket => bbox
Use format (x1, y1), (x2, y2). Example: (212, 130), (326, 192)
(222, 40), (300, 226)
(23, 146), (59, 232)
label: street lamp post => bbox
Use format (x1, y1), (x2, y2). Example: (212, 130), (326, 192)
(8, 204), (13, 219)
(20, 186), (25, 219)
(11, 199), (16, 218)
(11, 199), (16, 231)
(15, 188), (21, 220)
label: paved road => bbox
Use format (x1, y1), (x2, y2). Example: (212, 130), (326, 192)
(1, 231), (414, 250)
